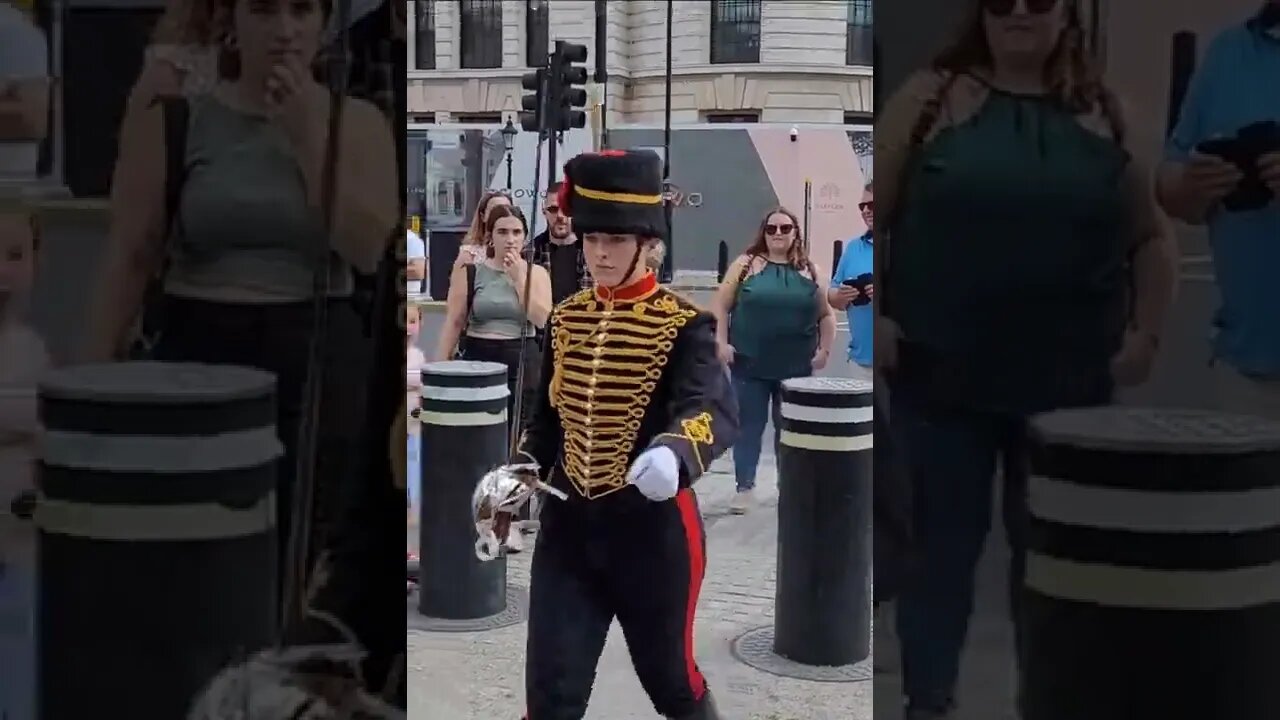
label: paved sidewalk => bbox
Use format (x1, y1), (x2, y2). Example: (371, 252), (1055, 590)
(408, 455), (872, 720)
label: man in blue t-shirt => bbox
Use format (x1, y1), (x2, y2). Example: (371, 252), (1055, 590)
(1158, 3), (1280, 419)
(828, 184), (875, 380)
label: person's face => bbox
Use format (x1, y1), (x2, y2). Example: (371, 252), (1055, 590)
(544, 196), (571, 238)
(859, 190), (874, 228)
(763, 213), (797, 255)
(405, 307), (420, 339)
(0, 213), (36, 314)
(981, 0), (1066, 64)
(483, 195), (511, 221)
(584, 233), (644, 287)
(232, 0), (326, 81)
(489, 216), (526, 255)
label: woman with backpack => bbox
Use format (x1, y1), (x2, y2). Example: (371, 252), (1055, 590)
(709, 208), (837, 515)
(873, 1), (1177, 717)
(85, 0), (398, 595)
(434, 204), (551, 427)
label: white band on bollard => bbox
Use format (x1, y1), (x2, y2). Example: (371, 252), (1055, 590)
(419, 410), (508, 427)
(420, 384), (509, 402)
(779, 430), (873, 452)
(34, 492), (276, 541)
(1029, 475), (1280, 534)
(1025, 551), (1280, 610)
(41, 428), (283, 473)
(779, 402), (872, 424)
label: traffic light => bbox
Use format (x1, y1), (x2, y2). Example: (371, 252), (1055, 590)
(518, 68), (545, 132)
(549, 40), (588, 131)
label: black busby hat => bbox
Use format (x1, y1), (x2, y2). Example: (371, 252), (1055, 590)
(558, 150), (667, 240)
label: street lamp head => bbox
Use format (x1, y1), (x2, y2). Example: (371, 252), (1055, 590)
(501, 119), (518, 151)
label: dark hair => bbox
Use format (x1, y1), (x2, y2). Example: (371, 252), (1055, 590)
(545, 182), (563, 202)
(464, 190), (512, 246)
(215, 0), (334, 80)
(932, 0), (1123, 136)
(484, 204), (529, 239)
(742, 207), (811, 273)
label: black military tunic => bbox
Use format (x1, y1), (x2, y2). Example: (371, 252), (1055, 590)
(515, 271), (738, 720)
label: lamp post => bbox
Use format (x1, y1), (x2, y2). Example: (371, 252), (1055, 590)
(501, 119), (518, 191)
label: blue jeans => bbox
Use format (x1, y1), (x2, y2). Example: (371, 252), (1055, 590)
(730, 369), (783, 492)
(890, 385), (1029, 711)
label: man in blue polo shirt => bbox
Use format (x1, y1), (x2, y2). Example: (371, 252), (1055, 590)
(828, 184), (875, 380)
(1158, 2), (1280, 419)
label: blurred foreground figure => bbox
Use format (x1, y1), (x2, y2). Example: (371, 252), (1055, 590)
(187, 642), (403, 719)
(508, 150), (738, 720)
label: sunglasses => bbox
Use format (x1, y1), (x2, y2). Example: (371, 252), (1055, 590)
(765, 223), (795, 235)
(981, 0), (1058, 16)
(544, 205), (561, 214)
(858, 201), (874, 211)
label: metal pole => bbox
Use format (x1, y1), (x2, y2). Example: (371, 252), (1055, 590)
(774, 377), (873, 666)
(660, 0), (674, 283)
(505, 151), (514, 191)
(594, 0), (608, 148)
(49, 0), (66, 188)
(281, 0), (353, 634)
(417, 362), (511, 619)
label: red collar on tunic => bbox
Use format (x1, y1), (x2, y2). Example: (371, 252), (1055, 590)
(595, 271), (658, 303)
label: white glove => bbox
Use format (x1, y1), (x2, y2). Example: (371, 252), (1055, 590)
(627, 446), (681, 502)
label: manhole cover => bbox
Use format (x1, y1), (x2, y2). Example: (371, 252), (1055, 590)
(731, 625), (872, 683)
(407, 585), (528, 633)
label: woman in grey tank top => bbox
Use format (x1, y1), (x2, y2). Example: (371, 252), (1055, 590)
(437, 205), (552, 427)
(86, 0), (398, 590)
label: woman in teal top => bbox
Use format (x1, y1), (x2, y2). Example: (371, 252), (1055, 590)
(874, 2), (1177, 718)
(711, 208), (836, 514)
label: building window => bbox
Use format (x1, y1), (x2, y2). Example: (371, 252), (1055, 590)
(455, 113), (503, 124)
(704, 111), (759, 123)
(847, 0), (872, 65)
(526, 0), (549, 67)
(414, 0), (436, 69)
(459, 0), (503, 69)
(844, 112), (871, 125)
(411, 113), (437, 124)
(710, 0), (761, 65)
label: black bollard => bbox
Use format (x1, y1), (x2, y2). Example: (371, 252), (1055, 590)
(1023, 407), (1280, 720)
(774, 376), (874, 665)
(832, 239), (844, 267)
(35, 362), (281, 720)
(717, 240), (729, 282)
(417, 360), (509, 619)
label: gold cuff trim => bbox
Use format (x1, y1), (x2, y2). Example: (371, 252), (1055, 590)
(575, 185), (663, 205)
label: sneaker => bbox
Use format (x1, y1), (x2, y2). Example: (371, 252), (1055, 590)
(729, 490), (753, 514)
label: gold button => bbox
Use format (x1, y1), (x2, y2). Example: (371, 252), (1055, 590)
(593, 358), (601, 365)
(594, 346), (603, 355)
(589, 376), (597, 386)
(587, 388), (595, 397)
(587, 403), (593, 411)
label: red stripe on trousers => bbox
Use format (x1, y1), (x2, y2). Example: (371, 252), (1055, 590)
(675, 488), (707, 699)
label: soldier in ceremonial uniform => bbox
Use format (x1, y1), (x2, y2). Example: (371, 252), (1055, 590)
(513, 150), (738, 720)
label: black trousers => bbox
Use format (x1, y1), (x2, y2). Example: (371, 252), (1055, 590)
(524, 484), (712, 719)
(459, 334), (541, 431)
